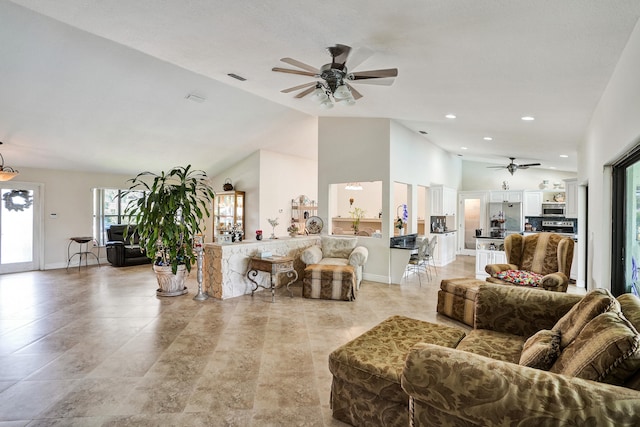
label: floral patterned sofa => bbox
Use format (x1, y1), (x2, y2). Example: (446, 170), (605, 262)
(401, 283), (640, 426)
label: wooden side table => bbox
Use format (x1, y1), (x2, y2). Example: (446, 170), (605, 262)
(246, 255), (298, 302)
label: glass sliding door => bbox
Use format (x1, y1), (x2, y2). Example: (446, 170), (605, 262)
(612, 145), (640, 296)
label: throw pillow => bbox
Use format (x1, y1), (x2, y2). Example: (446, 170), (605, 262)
(519, 329), (561, 370)
(496, 269), (543, 286)
(321, 236), (357, 258)
(550, 311), (640, 385)
(552, 288), (620, 349)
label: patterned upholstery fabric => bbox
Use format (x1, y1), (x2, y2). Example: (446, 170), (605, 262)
(321, 236), (357, 258)
(400, 287), (640, 426)
(328, 315), (466, 426)
(301, 237), (368, 289)
(302, 264), (356, 301)
(551, 311), (640, 385)
(474, 283), (583, 338)
(519, 329), (561, 370)
(402, 343), (640, 427)
(552, 288), (620, 348)
(496, 269), (544, 286)
(485, 232), (574, 292)
(436, 278), (483, 327)
(456, 329), (526, 363)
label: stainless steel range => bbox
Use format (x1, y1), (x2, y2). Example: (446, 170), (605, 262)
(541, 220), (575, 236)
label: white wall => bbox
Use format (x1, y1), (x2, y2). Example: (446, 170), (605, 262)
(212, 149), (317, 239)
(580, 18), (640, 291)
(14, 167), (133, 269)
(318, 117), (462, 283)
(461, 160), (576, 191)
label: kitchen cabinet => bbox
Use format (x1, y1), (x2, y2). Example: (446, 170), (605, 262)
(475, 238), (507, 279)
(489, 190), (523, 203)
(214, 191), (245, 241)
(431, 185), (457, 216)
(433, 231), (457, 266)
(564, 178), (578, 218)
(524, 191), (543, 217)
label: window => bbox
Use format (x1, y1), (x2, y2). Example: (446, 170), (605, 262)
(612, 143), (640, 296)
(93, 188), (144, 245)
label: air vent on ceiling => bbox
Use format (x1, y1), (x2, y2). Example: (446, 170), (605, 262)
(185, 94), (206, 103)
(227, 73), (247, 81)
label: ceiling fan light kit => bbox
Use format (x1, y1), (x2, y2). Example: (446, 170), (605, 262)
(273, 44), (398, 108)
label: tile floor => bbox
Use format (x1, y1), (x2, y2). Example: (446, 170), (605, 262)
(0, 256), (581, 426)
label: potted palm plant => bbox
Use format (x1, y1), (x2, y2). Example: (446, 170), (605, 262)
(124, 165), (215, 296)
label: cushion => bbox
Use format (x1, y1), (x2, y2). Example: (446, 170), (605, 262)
(321, 236), (357, 258)
(552, 288), (620, 349)
(550, 311), (640, 385)
(519, 329), (561, 370)
(496, 269), (543, 286)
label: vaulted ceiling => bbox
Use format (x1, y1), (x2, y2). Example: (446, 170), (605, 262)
(2, 0), (640, 175)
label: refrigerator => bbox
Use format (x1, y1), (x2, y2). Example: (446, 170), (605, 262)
(488, 202), (522, 237)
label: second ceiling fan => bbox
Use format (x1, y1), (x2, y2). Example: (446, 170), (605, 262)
(272, 44), (398, 108)
(488, 157), (542, 175)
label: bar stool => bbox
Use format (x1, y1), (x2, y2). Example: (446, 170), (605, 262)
(67, 236), (100, 270)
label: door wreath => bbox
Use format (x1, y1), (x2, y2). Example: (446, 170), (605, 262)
(2, 190), (33, 211)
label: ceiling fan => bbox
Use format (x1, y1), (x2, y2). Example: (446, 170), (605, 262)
(488, 157), (542, 175)
(272, 44), (398, 108)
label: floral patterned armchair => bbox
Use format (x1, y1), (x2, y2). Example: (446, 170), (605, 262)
(485, 232), (574, 292)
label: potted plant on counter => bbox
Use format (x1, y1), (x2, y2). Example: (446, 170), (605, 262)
(124, 165), (215, 296)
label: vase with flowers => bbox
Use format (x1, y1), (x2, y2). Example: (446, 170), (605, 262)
(287, 223), (299, 237)
(349, 207), (365, 234)
(396, 204), (408, 235)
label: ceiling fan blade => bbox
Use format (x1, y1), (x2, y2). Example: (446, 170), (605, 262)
(487, 166), (507, 169)
(346, 83), (363, 100)
(329, 44), (351, 66)
(280, 82), (317, 94)
(519, 163), (542, 167)
(345, 46), (374, 71)
(294, 85), (317, 99)
(349, 77), (395, 86)
(279, 57), (320, 74)
(272, 67), (316, 77)
(352, 68), (398, 79)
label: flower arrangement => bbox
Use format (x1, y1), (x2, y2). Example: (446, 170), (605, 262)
(349, 207), (365, 233)
(268, 217), (279, 239)
(396, 204), (408, 229)
(287, 223), (299, 236)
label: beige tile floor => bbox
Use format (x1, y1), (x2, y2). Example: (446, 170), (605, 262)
(0, 256), (582, 426)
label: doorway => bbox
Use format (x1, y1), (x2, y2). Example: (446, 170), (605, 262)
(458, 191), (488, 256)
(0, 182), (42, 273)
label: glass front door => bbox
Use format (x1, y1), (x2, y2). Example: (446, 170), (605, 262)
(0, 183), (40, 273)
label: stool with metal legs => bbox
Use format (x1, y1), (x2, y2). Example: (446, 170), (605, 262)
(67, 236), (100, 270)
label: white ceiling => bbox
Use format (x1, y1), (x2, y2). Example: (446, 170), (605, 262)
(2, 0), (640, 176)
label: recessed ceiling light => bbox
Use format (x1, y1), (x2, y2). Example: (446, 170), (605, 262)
(445, 114), (456, 119)
(521, 116), (535, 121)
(559, 154), (569, 158)
(483, 137), (493, 141)
(549, 166), (556, 169)
(460, 147), (468, 150)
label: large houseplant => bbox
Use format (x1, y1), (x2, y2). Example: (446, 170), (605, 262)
(124, 165), (215, 296)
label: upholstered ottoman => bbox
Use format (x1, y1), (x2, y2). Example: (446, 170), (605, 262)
(328, 315), (466, 426)
(436, 278), (484, 327)
(303, 264), (356, 301)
